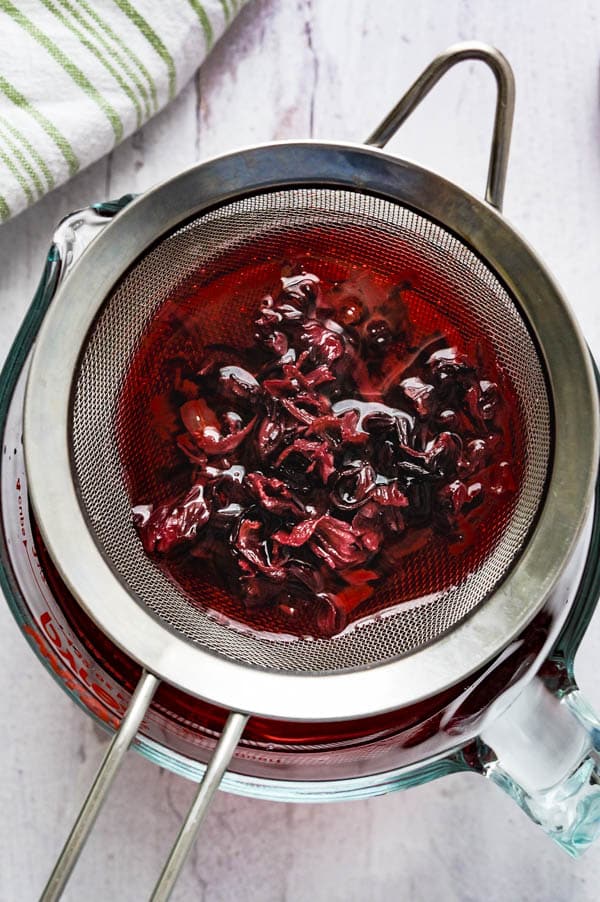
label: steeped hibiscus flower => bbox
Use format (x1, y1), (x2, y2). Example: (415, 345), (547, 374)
(133, 265), (515, 638)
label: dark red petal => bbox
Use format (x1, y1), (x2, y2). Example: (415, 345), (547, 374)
(235, 518), (287, 580)
(135, 484), (210, 554)
(274, 517), (321, 548)
(193, 416), (257, 456)
(180, 398), (220, 433)
(310, 515), (370, 570)
(245, 472), (305, 516)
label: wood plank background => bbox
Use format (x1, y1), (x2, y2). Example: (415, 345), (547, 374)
(1, 1), (600, 899)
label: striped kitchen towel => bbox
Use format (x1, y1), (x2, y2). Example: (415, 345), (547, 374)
(0, 0), (248, 222)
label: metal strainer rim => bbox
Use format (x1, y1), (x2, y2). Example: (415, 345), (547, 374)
(24, 141), (598, 721)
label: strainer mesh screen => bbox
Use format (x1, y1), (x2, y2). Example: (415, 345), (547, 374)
(71, 188), (551, 673)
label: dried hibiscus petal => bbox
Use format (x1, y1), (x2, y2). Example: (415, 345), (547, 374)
(181, 398), (257, 456)
(300, 320), (345, 365)
(245, 472), (305, 516)
(234, 518), (287, 580)
(331, 463), (376, 510)
(218, 366), (260, 401)
(310, 515), (370, 570)
(400, 376), (436, 417)
(256, 414), (286, 459)
(180, 398), (220, 433)
(134, 483), (210, 554)
(274, 517), (321, 549)
(132, 262), (517, 639)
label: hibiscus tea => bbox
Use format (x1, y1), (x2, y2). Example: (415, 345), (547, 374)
(117, 225), (523, 641)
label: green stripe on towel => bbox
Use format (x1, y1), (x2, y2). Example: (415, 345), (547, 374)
(74, 0), (158, 112)
(58, 0), (153, 120)
(0, 145), (33, 204)
(187, 0), (213, 48)
(0, 113), (53, 191)
(113, 0), (177, 99)
(41, 0), (144, 128)
(0, 194), (10, 222)
(0, 121), (44, 197)
(0, 76), (78, 176)
(0, 0), (123, 141)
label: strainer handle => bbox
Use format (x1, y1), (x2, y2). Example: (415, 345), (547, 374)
(150, 711), (250, 901)
(365, 41), (515, 211)
(40, 666), (247, 902)
(40, 670), (160, 901)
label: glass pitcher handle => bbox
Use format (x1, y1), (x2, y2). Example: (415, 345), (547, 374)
(473, 676), (600, 857)
(455, 356), (600, 857)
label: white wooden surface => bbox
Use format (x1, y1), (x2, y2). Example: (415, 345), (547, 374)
(2, 1), (600, 899)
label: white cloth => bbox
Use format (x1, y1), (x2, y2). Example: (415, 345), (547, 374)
(0, 0), (248, 222)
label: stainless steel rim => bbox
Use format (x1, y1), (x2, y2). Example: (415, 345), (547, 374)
(24, 139), (599, 721)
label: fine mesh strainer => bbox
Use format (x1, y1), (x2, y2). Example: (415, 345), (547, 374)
(77, 189), (548, 672)
(22, 43), (598, 900)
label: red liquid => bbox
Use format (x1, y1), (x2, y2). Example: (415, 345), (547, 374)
(32, 516), (551, 750)
(31, 517), (471, 747)
(117, 226), (524, 641)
